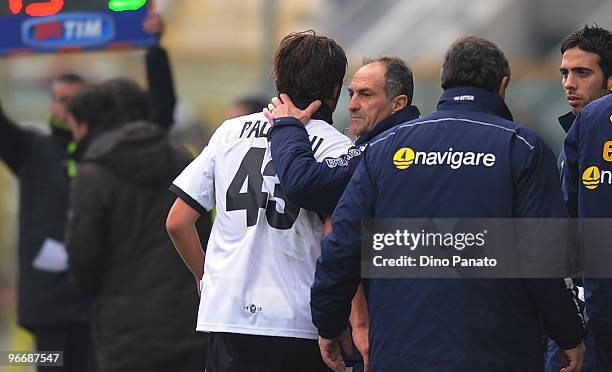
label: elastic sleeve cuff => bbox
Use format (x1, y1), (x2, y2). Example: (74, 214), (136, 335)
(268, 117), (307, 139)
(169, 184), (208, 216)
(556, 334), (585, 350)
(317, 321), (349, 340)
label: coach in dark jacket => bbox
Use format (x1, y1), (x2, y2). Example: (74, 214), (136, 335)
(267, 56), (420, 215)
(65, 83), (207, 372)
(311, 36), (586, 372)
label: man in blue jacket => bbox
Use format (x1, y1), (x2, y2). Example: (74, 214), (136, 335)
(311, 36), (586, 372)
(264, 56), (420, 370)
(563, 93), (612, 371)
(546, 24), (612, 372)
(265, 56), (420, 215)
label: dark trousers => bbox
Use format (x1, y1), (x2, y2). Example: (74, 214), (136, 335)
(593, 332), (612, 372)
(32, 324), (98, 372)
(206, 332), (332, 372)
(102, 351), (205, 372)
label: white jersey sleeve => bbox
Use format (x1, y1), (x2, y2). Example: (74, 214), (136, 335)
(171, 129), (220, 213)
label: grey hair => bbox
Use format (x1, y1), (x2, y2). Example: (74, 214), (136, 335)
(362, 56), (414, 101)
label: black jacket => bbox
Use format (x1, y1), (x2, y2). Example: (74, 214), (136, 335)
(0, 46), (176, 328)
(66, 121), (206, 370)
(0, 108), (92, 328)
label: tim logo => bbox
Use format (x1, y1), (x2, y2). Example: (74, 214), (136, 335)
(244, 304), (262, 315)
(22, 13), (115, 48)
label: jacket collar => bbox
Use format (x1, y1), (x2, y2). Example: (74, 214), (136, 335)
(356, 105), (421, 145)
(50, 122), (73, 148)
(293, 98), (334, 125)
(437, 87), (513, 121)
(558, 111), (576, 134)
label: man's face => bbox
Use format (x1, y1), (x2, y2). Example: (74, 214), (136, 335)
(560, 47), (611, 114)
(50, 81), (85, 126)
(347, 62), (395, 137)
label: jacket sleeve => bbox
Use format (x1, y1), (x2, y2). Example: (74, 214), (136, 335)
(270, 119), (361, 214)
(66, 163), (110, 295)
(0, 100), (33, 174)
(562, 114), (581, 218)
(512, 133), (584, 349)
(146, 46), (176, 130)
(311, 147), (376, 339)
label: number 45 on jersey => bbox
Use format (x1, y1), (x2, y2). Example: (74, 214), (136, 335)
(226, 148), (300, 230)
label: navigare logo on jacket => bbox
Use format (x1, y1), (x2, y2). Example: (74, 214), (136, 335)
(393, 147), (496, 170)
(581, 165), (612, 190)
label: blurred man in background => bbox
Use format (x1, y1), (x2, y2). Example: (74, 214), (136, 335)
(0, 71), (96, 372)
(227, 96), (268, 119)
(65, 80), (207, 372)
(0, 10), (174, 372)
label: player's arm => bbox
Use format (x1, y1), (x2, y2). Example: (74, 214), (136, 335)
(0, 98), (33, 175)
(325, 216), (370, 367)
(562, 113), (581, 218)
(166, 132), (218, 289)
(311, 149), (377, 370)
(143, 9), (176, 130)
(166, 198), (205, 281)
(512, 134), (585, 363)
(350, 282), (369, 370)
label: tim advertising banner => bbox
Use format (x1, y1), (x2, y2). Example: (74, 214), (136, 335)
(0, 1), (157, 57)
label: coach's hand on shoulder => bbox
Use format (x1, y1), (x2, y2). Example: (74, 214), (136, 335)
(559, 341), (585, 372)
(264, 93), (320, 125)
(319, 330), (351, 372)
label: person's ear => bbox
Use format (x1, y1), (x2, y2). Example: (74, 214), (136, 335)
(607, 76), (612, 93)
(391, 95), (408, 113)
(498, 76), (510, 99)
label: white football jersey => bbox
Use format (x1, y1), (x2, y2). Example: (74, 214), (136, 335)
(172, 112), (352, 339)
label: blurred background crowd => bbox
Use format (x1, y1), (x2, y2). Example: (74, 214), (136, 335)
(1, 0), (612, 368)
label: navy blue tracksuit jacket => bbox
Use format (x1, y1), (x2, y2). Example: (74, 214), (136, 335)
(563, 93), (612, 336)
(270, 105), (421, 214)
(311, 87), (584, 372)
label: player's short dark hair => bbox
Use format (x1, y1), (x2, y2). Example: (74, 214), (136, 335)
(272, 30), (347, 102)
(99, 78), (150, 123)
(362, 56), (414, 102)
(441, 36), (510, 93)
(68, 85), (123, 130)
(55, 73), (85, 85)
(561, 24), (612, 83)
